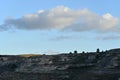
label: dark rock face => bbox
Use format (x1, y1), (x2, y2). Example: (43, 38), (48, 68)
(0, 48), (120, 80)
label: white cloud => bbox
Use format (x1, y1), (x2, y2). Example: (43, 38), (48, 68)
(0, 6), (119, 33)
(100, 13), (119, 32)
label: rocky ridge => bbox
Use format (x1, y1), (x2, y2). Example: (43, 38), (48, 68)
(0, 48), (120, 80)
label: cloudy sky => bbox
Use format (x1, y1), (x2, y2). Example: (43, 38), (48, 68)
(0, 0), (120, 54)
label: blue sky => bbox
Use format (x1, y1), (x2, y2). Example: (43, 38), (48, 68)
(0, 0), (120, 54)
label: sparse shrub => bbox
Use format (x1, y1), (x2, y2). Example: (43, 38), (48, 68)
(96, 48), (100, 53)
(74, 50), (77, 54)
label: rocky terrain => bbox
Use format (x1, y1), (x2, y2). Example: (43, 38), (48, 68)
(0, 48), (120, 80)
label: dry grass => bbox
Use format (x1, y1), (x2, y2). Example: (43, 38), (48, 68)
(19, 54), (41, 57)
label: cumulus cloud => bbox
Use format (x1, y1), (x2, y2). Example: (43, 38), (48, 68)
(0, 6), (119, 32)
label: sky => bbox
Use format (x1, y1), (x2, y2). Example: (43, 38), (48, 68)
(0, 0), (120, 55)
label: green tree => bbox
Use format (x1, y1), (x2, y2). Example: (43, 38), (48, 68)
(74, 50), (77, 54)
(96, 48), (100, 53)
(82, 51), (85, 54)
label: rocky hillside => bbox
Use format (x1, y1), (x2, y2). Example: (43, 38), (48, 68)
(0, 48), (120, 80)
